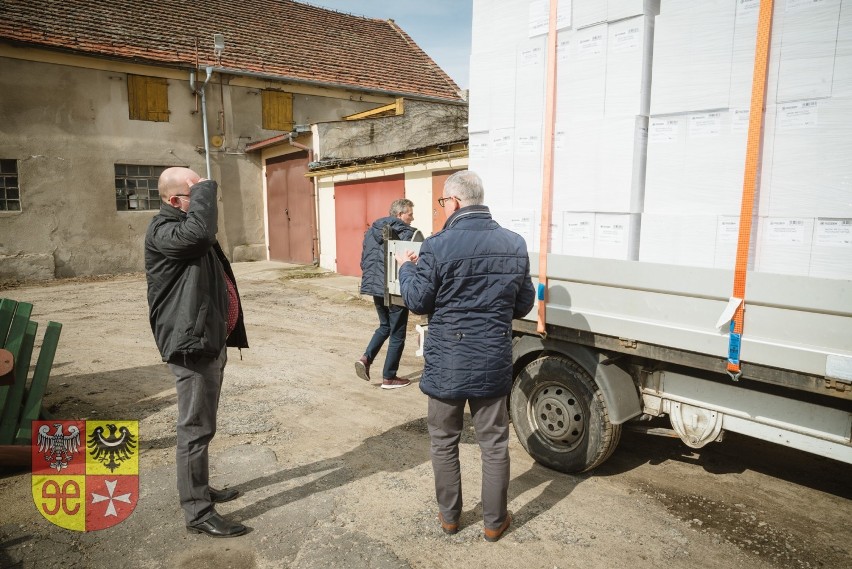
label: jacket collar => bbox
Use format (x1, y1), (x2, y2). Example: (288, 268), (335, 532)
(159, 201), (185, 219)
(444, 205), (491, 230)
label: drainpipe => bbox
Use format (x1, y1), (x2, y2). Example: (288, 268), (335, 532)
(189, 68), (215, 178)
(287, 133), (320, 265)
(200, 66), (215, 179)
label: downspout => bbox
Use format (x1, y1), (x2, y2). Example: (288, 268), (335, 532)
(200, 66), (215, 179)
(188, 67), (215, 178)
(287, 133), (321, 265)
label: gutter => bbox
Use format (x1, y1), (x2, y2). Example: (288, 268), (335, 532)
(207, 65), (466, 106)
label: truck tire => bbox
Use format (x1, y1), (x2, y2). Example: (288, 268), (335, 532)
(510, 355), (621, 473)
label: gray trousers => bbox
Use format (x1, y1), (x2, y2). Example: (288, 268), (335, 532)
(427, 395), (510, 529)
(168, 347), (226, 524)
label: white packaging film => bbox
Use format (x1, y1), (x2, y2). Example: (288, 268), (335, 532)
(469, 0), (852, 279)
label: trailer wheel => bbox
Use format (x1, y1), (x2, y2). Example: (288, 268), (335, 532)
(510, 355), (621, 473)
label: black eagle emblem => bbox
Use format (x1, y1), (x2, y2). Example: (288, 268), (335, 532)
(87, 424), (137, 472)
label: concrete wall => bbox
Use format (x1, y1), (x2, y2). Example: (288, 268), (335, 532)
(315, 100), (468, 161)
(0, 52), (389, 282)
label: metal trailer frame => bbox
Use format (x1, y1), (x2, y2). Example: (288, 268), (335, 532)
(386, 241), (852, 465)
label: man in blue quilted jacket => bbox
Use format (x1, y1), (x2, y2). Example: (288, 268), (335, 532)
(395, 171), (535, 542)
(355, 198), (419, 389)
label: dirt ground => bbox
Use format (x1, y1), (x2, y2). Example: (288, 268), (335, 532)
(0, 261), (849, 569)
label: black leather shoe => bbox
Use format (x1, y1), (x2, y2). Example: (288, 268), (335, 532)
(210, 486), (240, 503)
(186, 513), (248, 538)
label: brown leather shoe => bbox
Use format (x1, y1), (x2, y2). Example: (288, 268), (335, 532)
(355, 356), (370, 381)
(381, 376), (411, 389)
(483, 513), (511, 542)
(438, 512), (459, 535)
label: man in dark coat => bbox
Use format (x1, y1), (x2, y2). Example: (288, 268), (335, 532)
(395, 171), (535, 542)
(355, 198), (420, 389)
(145, 167), (249, 538)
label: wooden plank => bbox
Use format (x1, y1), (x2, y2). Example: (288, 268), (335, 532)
(0, 320), (36, 444)
(0, 298), (17, 344)
(0, 302), (31, 418)
(15, 322), (62, 445)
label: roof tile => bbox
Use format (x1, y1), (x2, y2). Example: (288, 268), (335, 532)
(0, 0), (462, 101)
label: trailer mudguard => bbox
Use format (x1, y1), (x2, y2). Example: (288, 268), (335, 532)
(512, 335), (642, 425)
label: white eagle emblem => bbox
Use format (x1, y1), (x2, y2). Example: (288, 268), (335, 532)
(37, 423), (82, 472)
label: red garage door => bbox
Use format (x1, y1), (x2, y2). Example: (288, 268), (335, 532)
(266, 151), (315, 264)
(334, 174), (405, 277)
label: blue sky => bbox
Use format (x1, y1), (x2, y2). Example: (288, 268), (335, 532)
(302, 1), (472, 90)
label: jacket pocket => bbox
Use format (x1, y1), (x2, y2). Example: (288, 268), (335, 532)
(192, 300), (209, 337)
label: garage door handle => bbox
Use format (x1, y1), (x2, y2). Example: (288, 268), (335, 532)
(285, 208), (290, 221)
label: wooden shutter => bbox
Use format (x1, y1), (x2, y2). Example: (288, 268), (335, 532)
(127, 75), (169, 122)
(262, 90), (294, 131)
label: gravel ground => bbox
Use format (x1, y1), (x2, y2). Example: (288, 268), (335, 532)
(0, 261), (849, 569)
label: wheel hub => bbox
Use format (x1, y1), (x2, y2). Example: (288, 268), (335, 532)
(531, 385), (584, 446)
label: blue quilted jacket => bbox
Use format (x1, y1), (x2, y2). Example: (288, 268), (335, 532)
(398, 206), (535, 399)
(359, 216), (417, 297)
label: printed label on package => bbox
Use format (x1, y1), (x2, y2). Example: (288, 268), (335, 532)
(766, 219), (808, 243)
(649, 118), (681, 143)
(815, 219), (852, 247)
(689, 112), (723, 138)
(515, 132), (541, 156)
(717, 217), (740, 244)
(778, 100), (820, 129)
(577, 31), (605, 59)
(731, 109), (751, 133)
(611, 27), (641, 53)
(787, 0), (827, 13)
(490, 129), (514, 156)
(737, 0), (760, 22)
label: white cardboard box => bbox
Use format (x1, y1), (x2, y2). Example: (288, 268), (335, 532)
(765, 97), (852, 218)
(594, 213), (641, 259)
(650, 0), (736, 115)
(605, 15), (655, 117)
(755, 217), (814, 277)
(776, 0), (841, 103)
(639, 213), (719, 267)
(562, 212), (596, 256)
(809, 218), (852, 279)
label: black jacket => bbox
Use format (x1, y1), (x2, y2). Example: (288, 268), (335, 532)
(145, 180), (248, 361)
(398, 206), (535, 399)
(359, 216), (418, 297)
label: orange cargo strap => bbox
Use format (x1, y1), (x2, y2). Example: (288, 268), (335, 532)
(537, 0), (559, 336)
(726, 0), (775, 381)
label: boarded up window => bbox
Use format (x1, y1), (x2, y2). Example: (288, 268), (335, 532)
(262, 90), (294, 131)
(127, 75), (170, 122)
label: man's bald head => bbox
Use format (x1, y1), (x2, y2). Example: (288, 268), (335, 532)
(158, 167), (202, 202)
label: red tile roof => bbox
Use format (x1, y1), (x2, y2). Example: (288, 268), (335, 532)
(0, 0), (463, 102)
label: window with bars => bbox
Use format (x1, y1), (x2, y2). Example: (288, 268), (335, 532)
(0, 159), (20, 211)
(115, 164), (166, 211)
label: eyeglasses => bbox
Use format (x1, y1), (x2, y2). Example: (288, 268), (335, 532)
(173, 194), (191, 201)
(437, 196), (458, 207)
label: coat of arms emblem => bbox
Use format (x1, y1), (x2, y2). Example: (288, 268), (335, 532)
(31, 420), (139, 531)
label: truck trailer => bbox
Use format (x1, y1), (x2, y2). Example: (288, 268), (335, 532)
(387, 0), (852, 473)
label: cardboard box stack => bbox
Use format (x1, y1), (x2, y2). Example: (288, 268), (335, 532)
(469, 0), (852, 278)
(641, 0), (852, 279)
(469, 0), (658, 260)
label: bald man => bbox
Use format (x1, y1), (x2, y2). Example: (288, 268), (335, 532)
(145, 167), (249, 537)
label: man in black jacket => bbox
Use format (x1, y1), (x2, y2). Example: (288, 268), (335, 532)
(396, 171), (535, 542)
(355, 198), (419, 389)
(145, 167), (249, 538)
